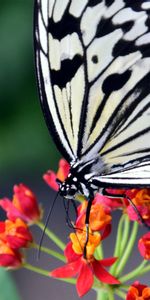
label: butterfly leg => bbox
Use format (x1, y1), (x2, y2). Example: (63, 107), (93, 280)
(63, 197), (79, 230)
(63, 197), (75, 230)
(63, 197), (85, 254)
(102, 189), (150, 230)
(71, 198), (78, 219)
(84, 194), (94, 259)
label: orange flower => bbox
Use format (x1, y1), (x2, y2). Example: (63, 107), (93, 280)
(0, 240), (22, 268)
(43, 159), (70, 191)
(126, 281), (150, 300)
(76, 200), (112, 231)
(127, 189), (150, 207)
(70, 227), (101, 259)
(0, 218), (33, 249)
(138, 232), (150, 260)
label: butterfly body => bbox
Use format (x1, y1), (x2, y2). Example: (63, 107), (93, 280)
(59, 157), (102, 198)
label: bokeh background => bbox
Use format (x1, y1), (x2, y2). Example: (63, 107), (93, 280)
(0, 2), (149, 300)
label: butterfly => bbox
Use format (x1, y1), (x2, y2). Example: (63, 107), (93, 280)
(34, 0), (150, 209)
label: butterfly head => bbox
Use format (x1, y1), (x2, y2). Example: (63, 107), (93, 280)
(57, 174), (78, 199)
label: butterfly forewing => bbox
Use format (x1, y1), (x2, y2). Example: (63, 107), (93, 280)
(35, 0), (150, 186)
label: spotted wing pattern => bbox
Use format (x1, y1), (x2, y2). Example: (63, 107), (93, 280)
(35, 0), (150, 183)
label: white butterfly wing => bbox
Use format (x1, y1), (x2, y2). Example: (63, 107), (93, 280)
(92, 161), (150, 188)
(35, 0), (150, 182)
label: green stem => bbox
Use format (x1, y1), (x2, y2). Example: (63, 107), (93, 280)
(119, 260), (149, 283)
(138, 264), (150, 276)
(23, 263), (49, 277)
(108, 288), (115, 300)
(120, 285), (130, 291)
(110, 215), (129, 275)
(95, 243), (104, 260)
(114, 215), (126, 256)
(120, 216), (130, 253)
(114, 289), (126, 299)
(96, 287), (115, 300)
(24, 263), (76, 285)
(54, 277), (76, 285)
(31, 243), (65, 262)
(37, 221), (65, 251)
(115, 221), (139, 277)
(96, 290), (109, 300)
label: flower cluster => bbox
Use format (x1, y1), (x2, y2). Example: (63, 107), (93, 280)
(50, 199), (119, 296)
(45, 159), (150, 297)
(45, 159), (150, 262)
(0, 184), (41, 268)
(0, 159), (150, 299)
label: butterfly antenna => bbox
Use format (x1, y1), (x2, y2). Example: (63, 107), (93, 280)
(37, 191), (59, 260)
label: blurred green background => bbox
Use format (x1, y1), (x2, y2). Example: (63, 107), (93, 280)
(0, 3), (92, 300)
(0, 1), (60, 185)
(0, 2), (63, 300)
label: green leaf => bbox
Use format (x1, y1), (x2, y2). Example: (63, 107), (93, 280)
(0, 268), (20, 300)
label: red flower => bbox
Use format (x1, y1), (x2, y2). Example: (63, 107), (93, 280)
(43, 159), (70, 191)
(0, 184), (41, 224)
(95, 192), (124, 211)
(138, 232), (150, 260)
(0, 219), (33, 249)
(0, 240), (22, 268)
(50, 242), (120, 297)
(126, 281), (150, 300)
(127, 205), (150, 225)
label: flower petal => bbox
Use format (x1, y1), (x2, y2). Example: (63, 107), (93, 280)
(50, 258), (81, 278)
(43, 159), (70, 191)
(100, 257), (118, 267)
(0, 240), (22, 268)
(142, 287), (150, 299)
(43, 171), (59, 191)
(57, 159), (70, 181)
(77, 260), (93, 297)
(126, 286), (138, 300)
(0, 253), (21, 268)
(101, 224), (112, 241)
(95, 192), (124, 211)
(4, 218), (33, 249)
(138, 232), (150, 260)
(93, 260), (120, 284)
(126, 281), (150, 300)
(0, 199), (23, 221)
(13, 184), (41, 223)
(64, 242), (80, 263)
